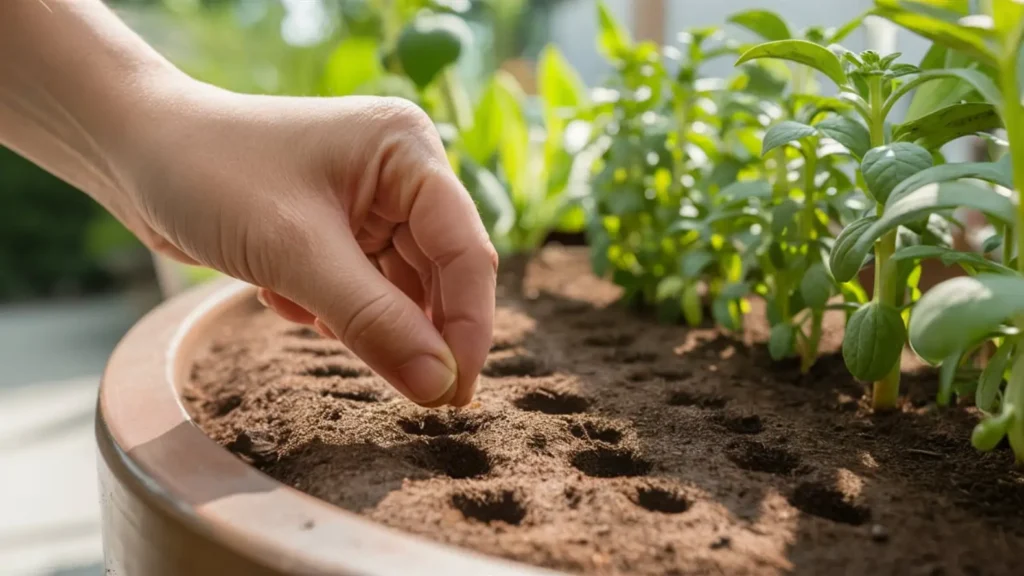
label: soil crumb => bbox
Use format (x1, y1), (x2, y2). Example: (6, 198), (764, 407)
(187, 247), (1024, 576)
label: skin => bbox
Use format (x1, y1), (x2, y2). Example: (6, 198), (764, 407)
(0, 0), (498, 408)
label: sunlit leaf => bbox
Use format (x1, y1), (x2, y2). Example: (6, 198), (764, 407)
(735, 40), (848, 86)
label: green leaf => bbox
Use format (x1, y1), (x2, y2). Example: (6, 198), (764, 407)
(829, 216), (878, 282)
(539, 45), (586, 111)
(982, 234), (1004, 254)
(904, 66), (1001, 122)
(972, 408), (1016, 452)
(682, 283), (703, 326)
(890, 245), (1017, 275)
(886, 160), (1013, 206)
(597, 1), (631, 60)
(397, 13), (471, 88)
(718, 180), (772, 207)
(978, 339), (1013, 413)
(909, 274), (1024, 363)
(828, 11), (868, 44)
(735, 40), (848, 87)
(712, 296), (742, 331)
(894, 102), (1003, 150)
(861, 143), (934, 205)
(656, 276), (685, 302)
(728, 9), (791, 41)
(842, 301), (907, 382)
(460, 159), (515, 237)
(814, 116), (871, 159)
(771, 198), (802, 236)
(769, 323), (796, 360)
(873, 6), (997, 65)
(322, 37), (384, 96)
(800, 262), (834, 309)
(761, 121), (817, 156)
(681, 251), (716, 279)
(830, 182), (1017, 283)
(463, 72), (526, 165)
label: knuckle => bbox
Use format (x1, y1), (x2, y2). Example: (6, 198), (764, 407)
(340, 292), (399, 349)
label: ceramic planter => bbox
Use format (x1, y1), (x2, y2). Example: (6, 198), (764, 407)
(96, 280), (556, 576)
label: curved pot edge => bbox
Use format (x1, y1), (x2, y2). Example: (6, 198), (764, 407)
(98, 279), (559, 576)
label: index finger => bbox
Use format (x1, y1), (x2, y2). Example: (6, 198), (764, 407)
(407, 169), (497, 407)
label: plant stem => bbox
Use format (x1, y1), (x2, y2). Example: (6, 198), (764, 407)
(998, 35), (1024, 462)
(867, 75), (901, 410)
(799, 147), (819, 372)
(439, 68), (472, 133)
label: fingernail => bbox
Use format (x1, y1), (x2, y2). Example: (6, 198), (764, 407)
(398, 355), (457, 405)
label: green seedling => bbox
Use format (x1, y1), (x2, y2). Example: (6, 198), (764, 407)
(875, 0), (1024, 462)
(737, 29), (1003, 409)
(587, 2), (772, 326)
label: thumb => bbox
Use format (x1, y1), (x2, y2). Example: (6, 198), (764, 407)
(276, 208), (459, 407)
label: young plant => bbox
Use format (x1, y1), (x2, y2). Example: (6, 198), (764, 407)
(737, 35), (1004, 409)
(729, 8), (870, 371)
(586, 2), (772, 326)
(874, 0), (1024, 462)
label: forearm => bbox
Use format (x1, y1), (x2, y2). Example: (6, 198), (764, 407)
(0, 0), (185, 205)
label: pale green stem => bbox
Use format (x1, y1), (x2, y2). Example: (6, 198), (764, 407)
(868, 75), (900, 410)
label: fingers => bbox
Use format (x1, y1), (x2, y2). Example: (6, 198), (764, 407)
(405, 170), (498, 407)
(256, 288), (316, 325)
(376, 245), (426, 311)
(279, 210), (459, 407)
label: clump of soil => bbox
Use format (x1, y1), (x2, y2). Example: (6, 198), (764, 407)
(186, 247), (1024, 575)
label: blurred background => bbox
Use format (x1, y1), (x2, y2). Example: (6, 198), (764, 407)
(0, 1), (932, 574)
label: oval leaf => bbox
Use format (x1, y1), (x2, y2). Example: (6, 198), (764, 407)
(873, 7), (997, 66)
(886, 160), (1012, 206)
(814, 116), (871, 159)
(800, 262), (834, 309)
(769, 323), (796, 360)
(909, 274), (1024, 363)
(718, 180), (772, 207)
(903, 68), (1003, 120)
(771, 198), (802, 236)
(843, 301), (907, 382)
(861, 143), (934, 205)
(728, 9), (791, 41)
(829, 216), (878, 283)
(894, 102), (1003, 150)
(831, 182), (1017, 283)
(397, 13), (470, 88)
(682, 283), (703, 326)
(891, 245), (1016, 275)
(736, 40), (848, 87)
(681, 251), (716, 279)
(460, 160), (515, 237)
(761, 121), (817, 156)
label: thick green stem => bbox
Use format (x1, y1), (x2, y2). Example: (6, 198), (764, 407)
(802, 309), (824, 374)
(867, 75), (901, 410)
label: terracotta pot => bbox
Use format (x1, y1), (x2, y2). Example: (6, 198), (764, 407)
(97, 280), (556, 576)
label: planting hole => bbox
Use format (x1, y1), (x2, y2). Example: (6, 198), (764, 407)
(726, 441), (799, 475)
(226, 430), (277, 465)
(320, 388), (380, 403)
(634, 486), (690, 514)
(667, 390), (727, 410)
(571, 447), (652, 478)
(717, 413), (764, 435)
(213, 394), (242, 417)
(569, 420), (623, 444)
(285, 346), (347, 358)
(789, 482), (870, 526)
(398, 413), (480, 437)
(303, 364), (369, 379)
(583, 333), (636, 348)
(482, 355), (553, 378)
(605, 350), (658, 364)
(451, 490), (526, 525)
(651, 368), (691, 381)
(413, 437), (491, 479)
(286, 327), (320, 340)
(514, 389), (590, 415)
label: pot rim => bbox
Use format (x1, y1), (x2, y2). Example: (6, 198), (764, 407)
(98, 279), (558, 576)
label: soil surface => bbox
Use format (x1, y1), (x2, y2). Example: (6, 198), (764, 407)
(186, 247), (1024, 576)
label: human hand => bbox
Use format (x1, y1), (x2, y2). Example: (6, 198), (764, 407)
(115, 82), (497, 408)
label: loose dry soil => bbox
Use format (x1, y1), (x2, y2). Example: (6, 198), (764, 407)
(186, 247), (1024, 576)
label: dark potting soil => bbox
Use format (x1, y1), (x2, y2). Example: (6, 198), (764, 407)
(185, 247), (1024, 576)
